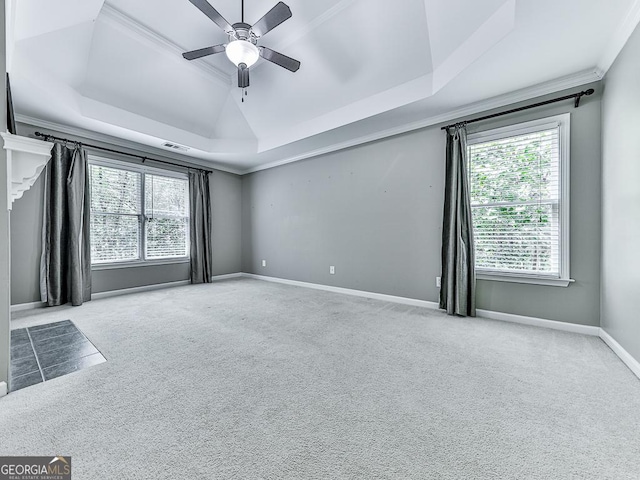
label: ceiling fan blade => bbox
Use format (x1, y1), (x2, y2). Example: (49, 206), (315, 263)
(259, 47), (300, 72)
(188, 0), (233, 32)
(182, 44), (226, 60)
(251, 2), (292, 37)
(238, 65), (250, 88)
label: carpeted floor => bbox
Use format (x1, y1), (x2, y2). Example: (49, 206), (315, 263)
(2, 278), (639, 479)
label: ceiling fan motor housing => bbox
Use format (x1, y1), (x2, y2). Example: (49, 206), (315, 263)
(230, 23), (257, 43)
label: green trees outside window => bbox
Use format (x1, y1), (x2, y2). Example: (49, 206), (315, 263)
(468, 128), (561, 276)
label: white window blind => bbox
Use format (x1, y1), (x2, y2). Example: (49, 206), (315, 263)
(90, 165), (141, 263)
(145, 174), (189, 259)
(89, 162), (190, 265)
(468, 123), (564, 277)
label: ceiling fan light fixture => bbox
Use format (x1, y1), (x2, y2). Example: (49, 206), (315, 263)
(225, 40), (259, 68)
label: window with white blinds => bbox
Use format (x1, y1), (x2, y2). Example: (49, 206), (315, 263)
(145, 174), (189, 260)
(467, 114), (570, 282)
(89, 160), (189, 265)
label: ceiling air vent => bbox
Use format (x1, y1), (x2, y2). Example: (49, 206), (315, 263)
(161, 141), (190, 152)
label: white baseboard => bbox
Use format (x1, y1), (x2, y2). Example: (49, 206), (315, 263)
(476, 308), (601, 336)
(8, 273), (638, 382)
(10, 275), (244, 312)
(600, 329), (640, 380)
(243, 273), (640, 378)
(243, 273), (602, 336)
(11, 301), (46, 313)
(0, 381), (7, 398)
(211, 273), (244, 281)
(91, 280), (191, 300)
(242, 273), (440, 309)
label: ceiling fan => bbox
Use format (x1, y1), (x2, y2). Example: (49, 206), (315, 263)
(182, 0), (301, 93)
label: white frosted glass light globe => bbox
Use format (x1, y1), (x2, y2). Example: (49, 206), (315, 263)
(225, 40), (259, 67)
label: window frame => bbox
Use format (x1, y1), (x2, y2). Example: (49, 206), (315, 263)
(88, 155), (191, 270)
(466, 113), (572, 287)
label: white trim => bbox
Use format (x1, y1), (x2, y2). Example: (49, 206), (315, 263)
(91, 259), (190, 271)
(466, 117), (563, 144)
(10, 301), (46, 313)
(241, 273), (440, 309)
(0, 382), (7, 398)
(2, 133), (52, 207)
(559, 113), (571, 283)
(10, 280), (195, 311)
(598, 0), (640, 74)
(211, 273), (244, 281)
(476, 308), (600, 336)
(477, 273), (574, 287)
(241, 70), (600, 174)
(16, 68), (599, 177)
(599, 329), (640, 380)
(91, 280), (191, 300)
(15, 115), (243, 176)
(88, 157), (191, 267)
(100, 4), (231, 87)
(242, 273), (600, 336)
(8, 275), (638, 382)
(1, 132), (53, 157)
(467, 113), (571, 284)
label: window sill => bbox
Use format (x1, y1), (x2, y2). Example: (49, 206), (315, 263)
(476, 272), (574, 287)
(91, 258), (190, 271)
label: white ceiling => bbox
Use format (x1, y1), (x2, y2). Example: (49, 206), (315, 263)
(7, 0), (639, 173)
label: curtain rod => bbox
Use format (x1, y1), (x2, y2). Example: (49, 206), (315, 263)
(34, 132), (213, 173)
(440, 88), (595, 131)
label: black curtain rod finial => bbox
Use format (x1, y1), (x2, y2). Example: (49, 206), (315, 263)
(441, 88), (596, 131)
(575, 88), (595, 108)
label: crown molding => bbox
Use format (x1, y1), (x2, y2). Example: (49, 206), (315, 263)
(99, 3), (231, 87)
(598, 0), (640, 74)
(241, 68), (602, 174)
(15, 114), (243, 175)
(15, 65), (601, 178)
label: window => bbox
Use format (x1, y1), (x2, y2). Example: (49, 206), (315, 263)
(89, 158), (190, 267)
(467, 114), (570, 286)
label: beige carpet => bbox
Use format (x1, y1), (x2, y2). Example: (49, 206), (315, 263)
(2, 278), (640, 479)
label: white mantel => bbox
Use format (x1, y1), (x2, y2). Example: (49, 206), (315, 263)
(2, 132), (52, 209)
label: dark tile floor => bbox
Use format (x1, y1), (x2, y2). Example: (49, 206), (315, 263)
(10, 320), (106, 392)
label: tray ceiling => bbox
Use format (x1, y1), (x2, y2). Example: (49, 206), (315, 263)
(7, 0), (638, 172)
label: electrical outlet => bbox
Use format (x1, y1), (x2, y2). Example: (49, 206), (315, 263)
(262, 260), (267, 267)
(436, 276), (441, 288)
(330, 266), (335, 275)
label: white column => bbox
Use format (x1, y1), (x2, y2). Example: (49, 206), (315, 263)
(0, 0), (11, 395)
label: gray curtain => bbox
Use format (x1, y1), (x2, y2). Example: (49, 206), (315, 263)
(189, 170), (213, 284)
(440, 124), (476, 317)
(40, 143), (91, 307)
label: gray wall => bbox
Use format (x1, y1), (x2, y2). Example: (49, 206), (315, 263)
(210, 170), (242, 276)
(601, 24), (640, 361)
(242, 85), (602, 326)
(9, 174), (43, 304)
(10, 126), (242, 304)
(0, 0), (10, 386)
